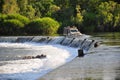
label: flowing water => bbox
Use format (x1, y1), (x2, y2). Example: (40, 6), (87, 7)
(0, 36), (89, 80)
(83, 33), (120, 80)
(0, 33), (120, 80)
(0, 42), (78, 80)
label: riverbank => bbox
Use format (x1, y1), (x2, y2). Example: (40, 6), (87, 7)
(38, 45), (120, 80)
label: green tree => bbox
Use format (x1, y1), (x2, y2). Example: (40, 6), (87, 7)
(26, 17), (60, 35)
(112, 4), (120, 26)
(17, 0), (28, 14)
(73, 5), (83, 25)
(17, 0), (35, 19)
(0, 14), (7, 34)
(30, 0), (54, 17)
(54, 0), (70, 9)
(2, 0), (19, 14)
(82, 11), (97, 32)
(1, 19), (24, 35)
(6, 14), (29, 25)
(0, 14), (29, 35)
(97, 1), (120, 31)
(0, 0), (4, 13)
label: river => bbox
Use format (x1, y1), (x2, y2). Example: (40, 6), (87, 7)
(86, 32), (120, 80)
(0, 33), (120, 80)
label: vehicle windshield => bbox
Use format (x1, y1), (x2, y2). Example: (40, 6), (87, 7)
(70, 30), (78, 32)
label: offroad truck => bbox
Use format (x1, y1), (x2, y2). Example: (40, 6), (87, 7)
(63, 26), (82, 37)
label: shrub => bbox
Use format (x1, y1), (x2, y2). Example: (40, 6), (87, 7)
(4, 19), (24, 28)
(26, 17), (60, 35)
(0, 14), (7, 34)
(0, 14), (30, 35)
(0, 14), (7, 27)
(0, 14), (7, 21)
(6, 14), (29, 25)
(3, 19), (24, 34)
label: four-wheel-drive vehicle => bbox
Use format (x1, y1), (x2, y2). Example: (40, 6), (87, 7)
(63, 26), (82, 37)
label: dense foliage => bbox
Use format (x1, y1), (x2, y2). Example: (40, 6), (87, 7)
(0, 0), (120, 35)
(26, 17), (60, 35)
(0, 14), (29, 35)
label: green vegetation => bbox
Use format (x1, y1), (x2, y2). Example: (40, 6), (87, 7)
(3, 19), (24, 35)
(25, 17), (60, 35)
(0, 14), (29, 35)
(0, 0), (120, 35)
(6, 14), (29, 25)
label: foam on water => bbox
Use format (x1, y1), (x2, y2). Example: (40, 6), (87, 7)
(0, 42), (77, 80)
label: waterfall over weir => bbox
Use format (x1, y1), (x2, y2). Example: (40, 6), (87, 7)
(0, 36), (95, 51)
(0, 36), (98, 80)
